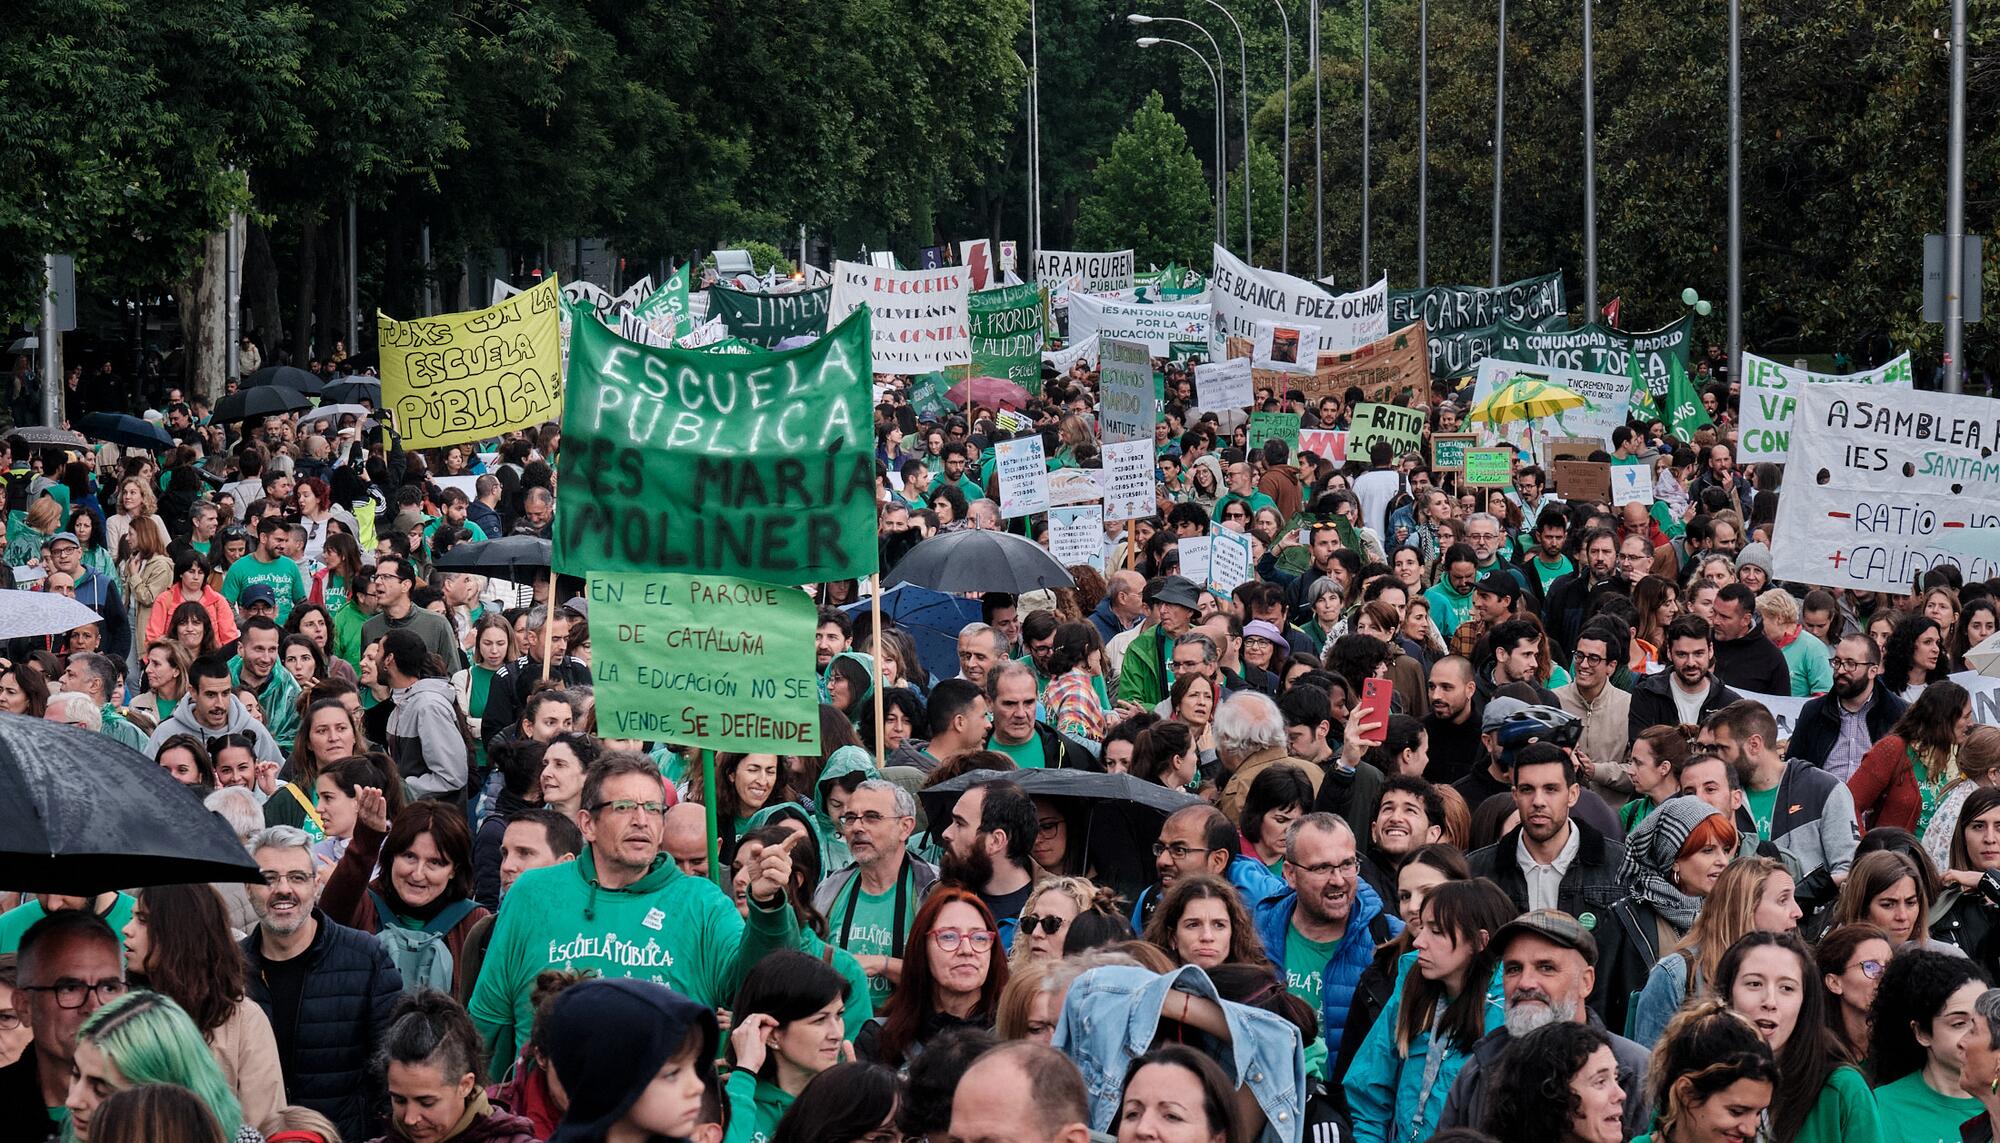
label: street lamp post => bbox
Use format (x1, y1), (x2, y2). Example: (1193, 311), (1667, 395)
(1131, 15), (1231, 247)
(1582, 0), (1597, 319)
(1137, 37), (1228, 244)
(1727, 0), (1741, 382)
(1312, 0), (1323, 278)
(1943, 0), (1968, 392)
(1268, 0), (1293, 271)
(1361, 0), (1371, 284)
(1418, 0), (1428, 286)
(1030, 0), (1043, 262)
(1491, 0), (1506, 287)
(1198, 0), (1253, 257)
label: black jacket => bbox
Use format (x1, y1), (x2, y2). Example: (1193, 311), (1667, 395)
(1590, 895), (1687, 1037)
(1468, 821), (1629, 921)
(1543, 570), (1625, 658)
(1627, 672), (1744, 742)
(985, 722), (1103, 771)
(243, 910), (404, 1140)
(1713, 621), (1792, 695)
(472, 786), (537, 912)
(1789, 685), (1906, 772)
(1935, 879), (2000, 982)
(478, 655), (593, 750)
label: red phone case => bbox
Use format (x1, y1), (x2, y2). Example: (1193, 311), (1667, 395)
(1357, 678), (1391, 746)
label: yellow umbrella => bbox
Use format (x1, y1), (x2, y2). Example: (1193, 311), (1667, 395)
(1467, 375), (1588, 425)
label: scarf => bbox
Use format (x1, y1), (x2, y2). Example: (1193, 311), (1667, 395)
(1618, 795), (1725, 931)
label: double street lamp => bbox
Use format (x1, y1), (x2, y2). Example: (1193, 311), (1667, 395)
(1135, 35), (1229, 245)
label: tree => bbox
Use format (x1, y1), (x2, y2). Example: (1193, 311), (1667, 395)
(1077, 92), (1217, 267)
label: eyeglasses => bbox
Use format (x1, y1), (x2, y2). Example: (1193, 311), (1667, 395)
(1831, 658), (1876, 672)
(1572, 651), (1611, 668)
(21, 979), (127, 1009)
(930, 929), (997, 952)
(590, 799), (669, 817)
(0, 1010), (19, 1030)
(1293, 857), (1362, 880)
(1019, 914), (1066, 936)
(1153, 842), (1223, 861)
(1036, 817), (1064, 837)
(1855, 959), (1887, 980)
(837, 811), (905, 829)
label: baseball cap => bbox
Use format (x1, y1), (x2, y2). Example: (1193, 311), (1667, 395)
(1474, 572), (1522, 604)
(241, 584), (277, 608)
(1493, 909), (1599, 964)
(1480, 696), (1532, 733)
(46, 531), (80, 548)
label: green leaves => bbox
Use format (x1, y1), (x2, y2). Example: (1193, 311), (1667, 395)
(1077, 91), (1217, 267)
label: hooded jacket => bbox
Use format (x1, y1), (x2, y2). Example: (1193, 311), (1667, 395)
(146, 692), (284, 762)
(1253, 877), (1403, 1063)
(542, 977), (719, 1143)
(472, 785), (538, 912)
(467, 846), (801, 1065)
(388, 676), (471, 804)
(1713, 618), (1792, 696)
(70, 565), (131, 658)
(232, 656), (302, 751)
(1342, 950), (1505, 1143)
(809, 746), (878, 870)
(722, 1069), (795, 1143)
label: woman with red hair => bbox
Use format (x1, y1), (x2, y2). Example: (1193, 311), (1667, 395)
(1590, 795), (1740, 1037)
(853, 886), (1009, 1067)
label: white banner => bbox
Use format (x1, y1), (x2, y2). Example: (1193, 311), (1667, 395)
(1470, 358), (1634, 449)
(1034, 249), (1135, 294)
(1610, 463), (1654, 506)
(827, 261), (970, 373)
(1771, 382), (2000, 591)
(1101, 438), (1156, 522)
(1043, 334), (1099, 374)
(1195, 358), (1256, 412)
(1048, 467), (1104, 507)
(1049, 505), (1105, 572)
(1065, 293), (1211, 354)
(1208, 244), (1389, 358)
(1738, 352), (1913, 461)
(1098, 338), (1157, 445)
(996, 436), (1050, 519)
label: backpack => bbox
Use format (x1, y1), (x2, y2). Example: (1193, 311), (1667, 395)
(372, 893), (477, 993)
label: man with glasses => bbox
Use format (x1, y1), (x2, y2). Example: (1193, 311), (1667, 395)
(1543, 526), (1625, 656)
(470, 752), (809, 1064)
(6, 911), (127, 1133)
(1616, 530), (1656, 585)
(359, 554), (461, 673)
(45, 530), (131, 659)
(241, 824), (403, 1140)
(1462, 513), (1529, 594)
(1790, 634), (1906, 780)
(1555, 620), (1634, 807)
(1253, 813), (1401, 1073)
(813, 778), (939, 1009)
(1131, 804), (1285, 929)
(1213, 461), (1276, 521)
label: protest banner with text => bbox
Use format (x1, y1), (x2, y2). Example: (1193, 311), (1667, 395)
(379, 274), (564, 449)
(827, 261), (970, 374)
(1463, 447), (1514, 486)
(1049, 505), (1105, 572)
(1469, 359), (1633, 450)
(555, 306), (880, 586)
(1066, 293), (1212, 354)
(1495, 316), (1693, 398)
(969, 283), (1045, 383)
(996, 435), (1051, 518)
(1247, 412), (1301, 455)
(1101, 439), (1156, 521)
(1034, 249), (1135, 295)
(1389, 272), (1566, 337)
(1347, 402), (1427, 457)
(1195, 358), (1255, 412)
(1097, 338), (1157, 444)
(1208, 245), (1389, 360)
(1305, 322), (1430, 405)
(706, 283), (832, 347)
(590, 572), (820, 753)
(1738, 352), (1913, 461)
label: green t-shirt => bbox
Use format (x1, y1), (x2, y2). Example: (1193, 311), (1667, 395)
(1283, 924), (1341, 1013)
(1214, 491), (1277, 519)
(830, 878), (916, 1010)
(0, 894), (138, 955)
(1529, 553), (1574, 593)
(1744, 783), (1781, 842)
(1871, 1070), (1981, 1143)
(991, 734), (1046, 770)
(220, 551), (309, 623)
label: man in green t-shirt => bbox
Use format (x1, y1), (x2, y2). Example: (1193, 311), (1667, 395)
(1520, 512), (1574, 602)
(983, 661), (1098, 770)
(1213, 460), (1277, 519)
(220, 516), (309, 624)
(810, 779), (939, 1009)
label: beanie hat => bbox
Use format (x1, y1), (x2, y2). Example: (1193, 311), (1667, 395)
(545, 978), (719, 1143)
(1735, 541), (1772, 575)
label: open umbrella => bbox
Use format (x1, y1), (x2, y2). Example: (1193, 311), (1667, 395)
(944, 376), (1031, 411)
(78, 412), (174, 452)
(1467, 375), (1588, 426)
(0, 712), (263, 893)
(321, 378), (382, 406)
(5, 425), (88, 450)
(883, 529), (1075, 595)
(212, 385), (311, 422)
(433, 535), (552, 573)
(842, 584), (981, 685)
(0, 589), (102, 641)
(918, 768), (1202, 899)
(297, 403), (377, 431)
(243, 364), (326, 396)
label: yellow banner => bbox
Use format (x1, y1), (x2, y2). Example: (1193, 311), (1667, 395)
(378, 275), (564, 449)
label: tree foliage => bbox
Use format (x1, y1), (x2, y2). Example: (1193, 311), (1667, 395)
(1077, 92), (1218, 267)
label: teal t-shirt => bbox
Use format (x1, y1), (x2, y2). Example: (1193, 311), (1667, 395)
(991, 735), (1045, 769)
(1528, 553), (1574, 593)
(1744, 783), (1781, 842)
(1214, 491), (1277, 519)
(220, 551), (309, 623)
(1871, 1070), (1980, 1143)
(830, 879), (915, 1009)
(0, 894), (138, 955)
(1283, 924), (1340, 1013)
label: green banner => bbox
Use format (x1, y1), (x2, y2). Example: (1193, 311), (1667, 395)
(706, 284), (832, 346)
(1496, 315), (1693, 399)
(1246, 411), (1301, 455)
(589, 572), (821, 753)
(555, 307), (880, 585)
(970, 283), (1043, 383)
(1666, 354), (1712, 440)
(635, 264), (693, 336)
(910, 372), (955, 421)
(1464, 447), (1514, 486)
(1391, 273), (1566, 382)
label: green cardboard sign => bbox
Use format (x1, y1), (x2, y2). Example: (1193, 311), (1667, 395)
(1463, 447), (1514, 486)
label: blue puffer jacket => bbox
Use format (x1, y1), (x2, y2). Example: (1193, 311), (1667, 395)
(1341, 950), (1505, 1143)
(1131, 853), (1287, 931)
(242, 910), (404, 1141)
(1253, 877), (1401, 1064)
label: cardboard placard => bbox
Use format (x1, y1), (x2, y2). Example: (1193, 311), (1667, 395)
(1463, 448), (1514, 487)
(1430, 433), (1478, 473)
(1552, 459), (1613, 503)
(1545, 437), (1601, 466)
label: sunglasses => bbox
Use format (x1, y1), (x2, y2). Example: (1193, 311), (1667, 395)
(1018, 914), (1066, 936)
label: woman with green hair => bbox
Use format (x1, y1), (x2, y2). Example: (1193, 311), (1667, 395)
(64, 990), (256, 1143)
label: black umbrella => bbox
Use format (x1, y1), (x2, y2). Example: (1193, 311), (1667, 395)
(882, 529), (1076, 595)
(5, 425), (89, 450)
(321, 378), (382, 406)
(432, 535), (552, 572)
(79, 412), (174, 452)
(0, 712), (263, 894)
(918, 767), (1201, 900)
(212, 385), (311, 422)
(243, 364), (325, 396)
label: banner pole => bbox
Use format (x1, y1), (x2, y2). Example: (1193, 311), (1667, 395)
(871, 574), (886, 768)
(541, 593), (555, 682)
(702, 748), (723, 888)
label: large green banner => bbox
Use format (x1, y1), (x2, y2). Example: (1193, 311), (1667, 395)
(706, 284), (832, 346)
(969, 283), (1043, 383)
(589, 572), (821, 753)
(555, 307), (880, 585)
(1391, 272), (1567, 382)
(1495, 315), (1694, 398)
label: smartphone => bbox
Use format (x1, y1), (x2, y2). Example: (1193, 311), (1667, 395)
(1355, 678), (1392, 747)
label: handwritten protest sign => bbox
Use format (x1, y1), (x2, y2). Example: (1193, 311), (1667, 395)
(1303, 322), (1429, 405)
(1463, 448), (1514, 486)
(969, 283), (1045, 383)
(1431, 433), (1476, 472)
(1209, 244), (1389, 359)
(1049, 505), (1105, 572)
(705, 284), (833, 347)
(1178, 536), (1211, 585)
(1207, 527), (1252, 593)
(1552, 459), (1612, 503)
(379, 275), (564, 449)
(589, 572), (820, 753)
(1246, 412), (1301, 455)
(635, 264), (694, 336)
(1610, 463), (1654, 506)
(1066, 293), (1211, 354)
(1098, 338), (1156, 444)
(1101, 439), (1155, 521)
(996, 435), (1051, 518)
(555, 306), (879, 586)
(1738, 352), (1912, 461)
(1195, 358), (1254, 411)
(1771, 382), (2000, 591)
(827, 262), (970, 373)
(1347, 402), (1427, 457)
(1048, 467), (1104, 507)
(1470, 359), (1632, 451)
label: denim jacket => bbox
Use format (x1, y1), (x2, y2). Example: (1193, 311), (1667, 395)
(1054, 964), (1306, 1143)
